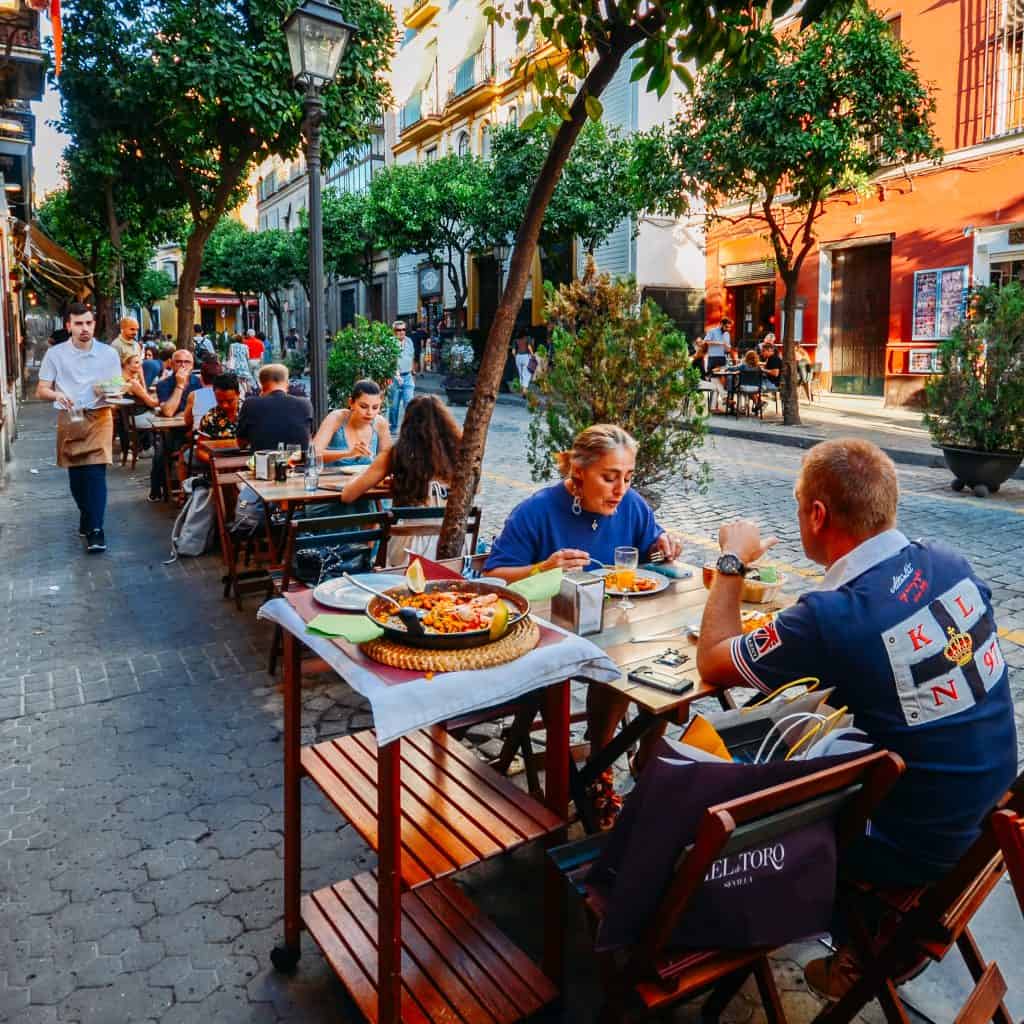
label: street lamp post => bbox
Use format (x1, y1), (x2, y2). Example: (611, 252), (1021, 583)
(283, 0), (356, 423)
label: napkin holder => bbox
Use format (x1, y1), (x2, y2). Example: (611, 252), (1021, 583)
(551, 570), (606, 636)
(253, 450), (279, 480)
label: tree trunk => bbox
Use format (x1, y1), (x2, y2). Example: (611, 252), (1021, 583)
(779, 270), (802, 426)
(176, 226), (213, 350)
(436, 48), (629, 558)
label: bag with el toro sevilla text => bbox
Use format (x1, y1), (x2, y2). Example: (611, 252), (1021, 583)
(589, 680), (872, 952)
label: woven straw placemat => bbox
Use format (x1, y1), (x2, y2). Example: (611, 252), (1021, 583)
(360, 617), (541, 672)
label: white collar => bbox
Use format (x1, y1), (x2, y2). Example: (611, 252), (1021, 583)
(820, 528), (910, 591)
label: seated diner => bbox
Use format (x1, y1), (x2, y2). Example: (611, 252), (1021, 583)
(484, 424), (682, 829)
(339, 394), (461, 566)
(312, 379), (392, 468)
(696, 439), (1017, 999)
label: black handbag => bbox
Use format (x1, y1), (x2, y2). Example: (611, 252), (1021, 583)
(292, 542), (372, 586)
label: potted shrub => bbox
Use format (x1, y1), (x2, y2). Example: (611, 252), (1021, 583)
(442, 335), (477, 406)
(325, 316), (400, 410)
(924, 282), (1024, 496)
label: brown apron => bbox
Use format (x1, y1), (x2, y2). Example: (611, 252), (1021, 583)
(56, 408), (114, 468)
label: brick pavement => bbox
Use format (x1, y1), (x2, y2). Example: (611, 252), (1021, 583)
(0, 397), (1020, 1022)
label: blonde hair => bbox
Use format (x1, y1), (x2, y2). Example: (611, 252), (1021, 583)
(743, 350), (759, 367)
(798, 439), (899, 538)
(258, 363), (289, 386)
(554, 424), (637, 478)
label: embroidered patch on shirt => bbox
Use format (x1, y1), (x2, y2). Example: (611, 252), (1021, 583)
(744, 619), (782, 662)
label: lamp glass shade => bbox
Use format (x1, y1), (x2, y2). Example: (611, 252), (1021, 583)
(283, 0), (355, 85)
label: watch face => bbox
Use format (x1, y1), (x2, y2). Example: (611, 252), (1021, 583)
(716, 554), (745, 576)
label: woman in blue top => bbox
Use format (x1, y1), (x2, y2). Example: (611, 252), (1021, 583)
(312, 379), (392, 467)
(485, 423), (682, 828)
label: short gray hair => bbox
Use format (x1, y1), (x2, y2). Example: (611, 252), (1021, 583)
(554, 424), (637, 477)
(258, 363), (289, 387)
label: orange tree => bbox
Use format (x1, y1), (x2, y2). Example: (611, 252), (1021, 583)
(436, 0), (851, 556)
(665, 9), (940, 425)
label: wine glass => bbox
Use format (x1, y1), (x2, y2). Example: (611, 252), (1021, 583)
(614, 545), (639, 612)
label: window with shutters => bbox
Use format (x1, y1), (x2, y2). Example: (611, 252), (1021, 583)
(981, 0), (1024, 137)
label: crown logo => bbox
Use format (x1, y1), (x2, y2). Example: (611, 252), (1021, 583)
(943, 626), (973, 667)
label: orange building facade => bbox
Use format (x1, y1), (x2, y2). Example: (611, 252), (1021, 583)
(703, 0), (1024, 405)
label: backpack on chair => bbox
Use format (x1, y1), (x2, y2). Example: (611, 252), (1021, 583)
(165, 477), (216, 562)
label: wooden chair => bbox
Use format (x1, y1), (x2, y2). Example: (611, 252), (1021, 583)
(992, 808), (1024, 919)
(736, 367), (764, 418)
(209, 454), (275, 609)
(384, 505), (482, 568)
(550, 750), (904, 1024)
(267, 509), (393, 676)
(805, 362), (822, 402)
(816, 771), (1024, 1024)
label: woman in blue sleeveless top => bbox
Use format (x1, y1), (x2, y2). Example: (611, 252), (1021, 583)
(310, 379), (392, 514)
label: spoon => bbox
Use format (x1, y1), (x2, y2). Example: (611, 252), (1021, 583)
(341, 573), (426, 637)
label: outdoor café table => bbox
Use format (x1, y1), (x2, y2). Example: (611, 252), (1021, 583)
(711, 364), (742, 413)
(523, 565), (790, 832)
(257, 586), (622, 1024)
(243, 470), (392, 561)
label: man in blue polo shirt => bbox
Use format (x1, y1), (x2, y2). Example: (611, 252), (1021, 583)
(697, 439), (1017, 1000)
(148, 348), (202, 501)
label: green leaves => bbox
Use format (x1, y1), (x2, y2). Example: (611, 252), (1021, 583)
(583, 94), (603, 120)
(327, 316), (402, 408)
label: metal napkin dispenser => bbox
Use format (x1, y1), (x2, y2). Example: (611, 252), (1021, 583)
(551, 570), (606, 636)
(253, 451), (279, 480)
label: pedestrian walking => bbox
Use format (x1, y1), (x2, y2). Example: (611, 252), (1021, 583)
(387, 320), (416, 433)
(35, 303), (121, 553)
(513, 332), (535, 392)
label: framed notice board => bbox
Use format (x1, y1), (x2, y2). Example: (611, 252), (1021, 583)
(912, 265), (969, 340)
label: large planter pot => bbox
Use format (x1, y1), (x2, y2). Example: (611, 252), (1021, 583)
(939, 445), (1023, 497)
(444, 382), (475, 406)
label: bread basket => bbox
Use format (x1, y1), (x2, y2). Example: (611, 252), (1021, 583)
(702, 563), (786, 604)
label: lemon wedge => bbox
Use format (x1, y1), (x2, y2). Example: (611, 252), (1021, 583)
(489, 599), (509, 641)
(405, 559), (426, 594)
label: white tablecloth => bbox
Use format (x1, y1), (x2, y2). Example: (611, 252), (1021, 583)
(258, 598), (622, 745)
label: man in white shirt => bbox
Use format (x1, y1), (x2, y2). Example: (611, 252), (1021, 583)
(387, 320), (416, 433)
(36, 303), (121, 553)
(704, 316), (732, 374)
(110, 317), (142, 364)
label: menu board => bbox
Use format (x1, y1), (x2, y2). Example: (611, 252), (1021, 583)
(912, 265), (969, 340)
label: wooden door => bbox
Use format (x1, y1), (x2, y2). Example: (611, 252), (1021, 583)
(829, 243), (891, 395)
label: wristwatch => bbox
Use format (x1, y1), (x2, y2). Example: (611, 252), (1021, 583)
(716, 552), (749, 577)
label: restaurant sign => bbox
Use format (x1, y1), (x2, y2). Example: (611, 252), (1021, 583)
(912, 265), (969, 341)
(908, 348), (939, 374)
(0, 22), (42, 50)
(0, 107), (34, 145)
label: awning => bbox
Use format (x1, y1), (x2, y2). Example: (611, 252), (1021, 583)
(723, 260), (775, 286)
(392, 27), (438, 106)
(197, 296), (259, 307)
(17, 220), (92, 299)
(438, 0), (488, 76)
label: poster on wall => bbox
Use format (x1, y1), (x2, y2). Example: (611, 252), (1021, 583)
(908, 348), (939, 374)
(912, 265), (969, 341)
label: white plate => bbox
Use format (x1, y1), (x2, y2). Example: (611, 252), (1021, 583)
(599, 567), (671, 597)
(313, 573), (407, 610)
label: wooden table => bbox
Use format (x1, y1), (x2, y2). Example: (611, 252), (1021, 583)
(150, 415), (186, 430)
(270, 586), (582, 1024)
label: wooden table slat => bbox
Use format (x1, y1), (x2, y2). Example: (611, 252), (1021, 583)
(303, 873), (556, 1024)
(346, 733), (506, 861)
(407, 729), (564, 834)
(303, 729), (566, 890)
(337, 877), (465, 1024)
(301, 744), (447, 886)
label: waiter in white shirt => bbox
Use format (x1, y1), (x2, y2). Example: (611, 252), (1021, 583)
(704, 315), (732, 374)
(36, 303), (121, 553)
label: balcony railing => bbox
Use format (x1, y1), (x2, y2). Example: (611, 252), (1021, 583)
(498, 32), (545, 81)
(448, 42), (496, 100)
(400, 85), (439, 131)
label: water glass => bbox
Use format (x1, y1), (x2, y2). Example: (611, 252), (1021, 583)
(614, 545), (639, 612)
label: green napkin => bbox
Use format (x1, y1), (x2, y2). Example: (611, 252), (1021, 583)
(307, 614), (384, 643)
(509, 568), (563, 602)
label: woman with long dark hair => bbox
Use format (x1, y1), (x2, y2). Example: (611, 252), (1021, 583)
(340, 394), (462, 564)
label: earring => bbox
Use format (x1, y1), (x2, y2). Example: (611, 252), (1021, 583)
(571, 488), (582, 516)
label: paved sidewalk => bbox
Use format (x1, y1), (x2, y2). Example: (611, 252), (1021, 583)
(0, 396), (1019, 1023)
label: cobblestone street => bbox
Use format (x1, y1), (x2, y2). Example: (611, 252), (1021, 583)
(1, 396), (1021, 1023)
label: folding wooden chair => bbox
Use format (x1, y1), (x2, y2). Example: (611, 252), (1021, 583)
(816, 771), (1024, 1024)
(993, 808), (1024, 921)
(267, 509), (392, 676)
(384, 505), (482, 567)
(549, 750), (904, 1023)
(209, 454), (275, 609)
